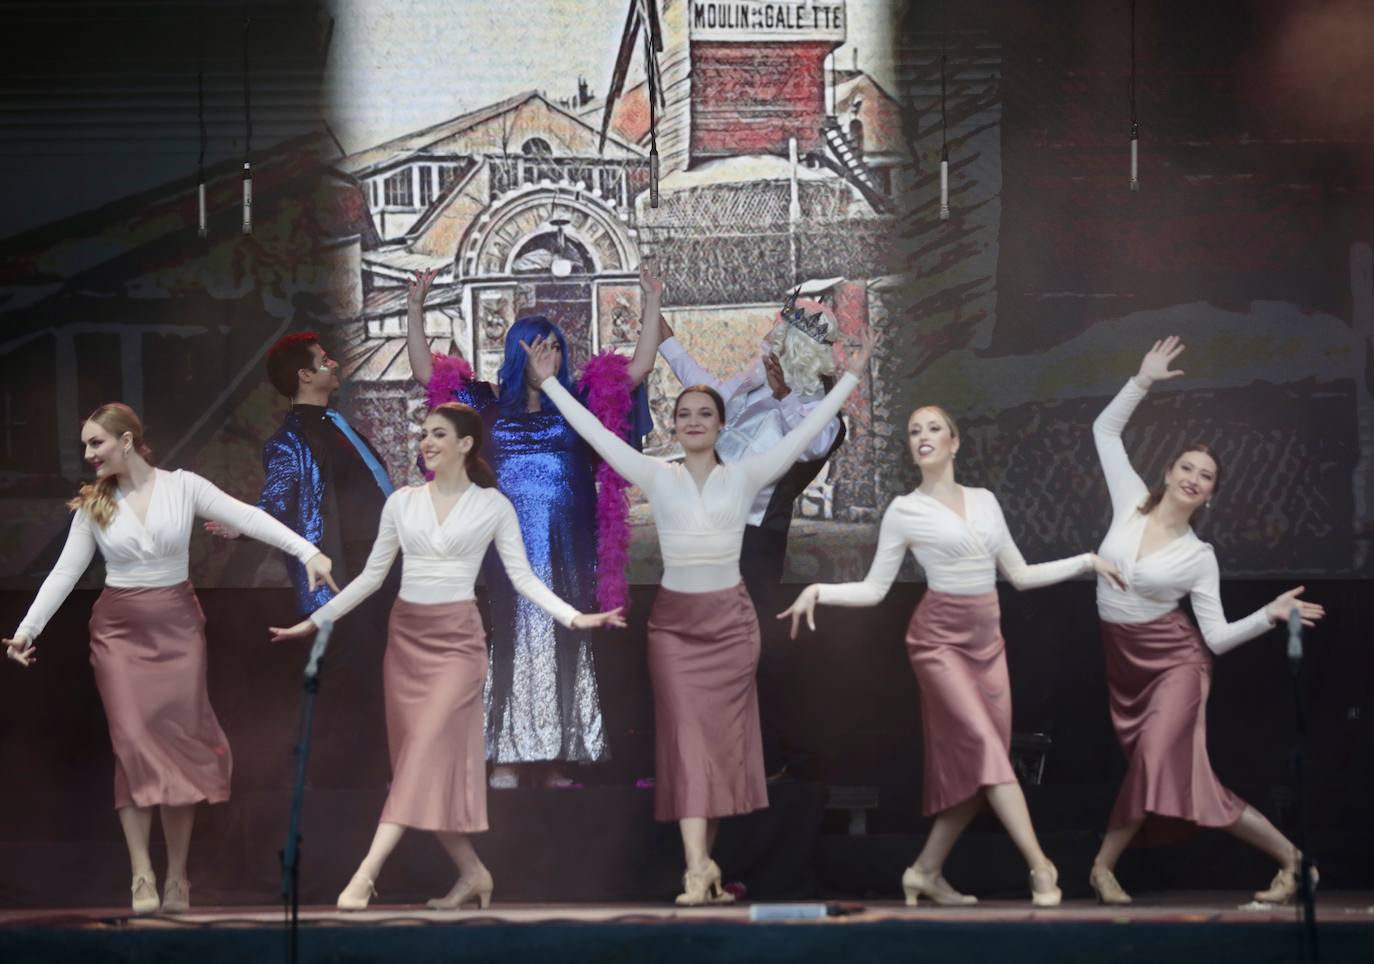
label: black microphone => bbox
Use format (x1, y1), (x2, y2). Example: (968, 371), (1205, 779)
(1286, 606), (1303, 670)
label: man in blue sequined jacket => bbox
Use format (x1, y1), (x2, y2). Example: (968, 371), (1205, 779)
(256, 332), (394, 615)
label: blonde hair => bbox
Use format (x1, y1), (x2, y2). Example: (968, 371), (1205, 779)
(67, 403), (154, 529)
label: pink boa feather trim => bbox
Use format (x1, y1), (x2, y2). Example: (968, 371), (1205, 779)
(426, 352), (474, 410)
(578, 352), (635, 612)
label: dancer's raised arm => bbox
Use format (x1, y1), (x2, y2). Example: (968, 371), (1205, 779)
(1093, 336), (1186, 517)
(737, 327), (876, 490)
(405, 268), (440, 387)
(625, 258), (665, 386)
(527, 337), (661, 494)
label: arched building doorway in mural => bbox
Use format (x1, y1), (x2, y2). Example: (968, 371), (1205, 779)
(455, 183), (642, 381)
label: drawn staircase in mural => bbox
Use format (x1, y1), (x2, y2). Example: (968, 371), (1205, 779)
(818, 118), (893, 214)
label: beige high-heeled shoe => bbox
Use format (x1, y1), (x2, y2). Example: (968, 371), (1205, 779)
(426, 866), (494, 910)
(1254, 864), (1319, 904)
(901, 864), (978, 907)
(674, 860), (735, 906)
(1029, 863), (1062, 908)
(336, 872), (377, 911)
(131, 873), (160, 915)
(1089, 865), (1132, 906)
(162, 877), (192, 914)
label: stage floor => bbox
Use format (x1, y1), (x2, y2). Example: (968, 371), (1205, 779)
(5, 893), (1374, 926)
(4, 897), (1374, 964)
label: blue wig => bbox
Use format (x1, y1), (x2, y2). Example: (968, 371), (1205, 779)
(496, 315), (575, 412)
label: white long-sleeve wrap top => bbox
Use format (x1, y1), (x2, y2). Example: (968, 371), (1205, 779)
(309, 483), (580, 629)
(542, 371), (860, 594)
(816, 486), (1094, 606)
(1092, 378), (1273, 655)
(17, 468), (319, 641)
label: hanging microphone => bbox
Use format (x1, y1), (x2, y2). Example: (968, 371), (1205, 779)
(241, 162), (253, 234)
(197, 182), (208, 238)
(649, 147), (660, 209)
(1130, 122), (1140, 192)
(1286, 605), (1303, 670)
(305, 619), (333, 680)
(939, 156), (950, 220)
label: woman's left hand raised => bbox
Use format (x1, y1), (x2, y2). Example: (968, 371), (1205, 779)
(840, 326), (880, 377)
(519, 336), (561, 387)
(639, 258), (664, 300)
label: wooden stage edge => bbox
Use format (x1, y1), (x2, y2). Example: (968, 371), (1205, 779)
(4, 894), (1373, 929)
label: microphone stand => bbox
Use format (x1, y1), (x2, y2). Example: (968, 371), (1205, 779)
(280, 619), (333, 964)
(1286, 608), (1318, 961)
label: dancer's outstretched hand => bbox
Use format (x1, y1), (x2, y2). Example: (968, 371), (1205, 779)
(572, 607), (627, 631)
(840, 327), (880, 377)
(269, 619), (317, 643)
(1265, 586), (1326, 628)
(776, 585), (821, 639)
(204, 521), (241, 539)
(407, 268), (439, 310)
(520, 336), (560, 386)
(1136, 336), (1186, 387)
(1091, 554), (1128, 591)
(304, 553), (340, 593)
(4, 634), (36, 667)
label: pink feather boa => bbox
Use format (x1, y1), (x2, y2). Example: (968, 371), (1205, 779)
(577, 352), (634, 613)
(425, 350), (633, 612)
(426, 352), (474, 410)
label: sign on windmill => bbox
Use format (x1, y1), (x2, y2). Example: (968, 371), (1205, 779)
(689, 1), (847, 43)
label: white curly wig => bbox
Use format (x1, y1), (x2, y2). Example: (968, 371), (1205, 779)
(764, 298), (839, 397)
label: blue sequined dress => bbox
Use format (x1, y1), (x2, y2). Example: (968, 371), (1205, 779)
(452, 380), (609, 763)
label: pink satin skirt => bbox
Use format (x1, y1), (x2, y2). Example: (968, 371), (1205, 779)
(906, 590), (1017, 816)
(646, 583), (768, 822)
(88, 583), (231, 810)
(379, 599), (488, 833)
(1101, 610), (1247, 843)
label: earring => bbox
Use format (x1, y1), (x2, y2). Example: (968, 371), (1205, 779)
(1205, 499), (1212, 509)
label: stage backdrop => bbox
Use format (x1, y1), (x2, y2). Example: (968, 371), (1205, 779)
(2, 0), (1372, 593)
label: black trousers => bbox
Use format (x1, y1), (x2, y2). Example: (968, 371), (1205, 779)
(740, 525), (808, 776)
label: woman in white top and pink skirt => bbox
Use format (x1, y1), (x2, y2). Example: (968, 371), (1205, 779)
(4, 403), (336, 915)
(523, 327), (877, 905)
(1086, 338), (1325, 906)
(270, 403), (624, 912)
(780, 403), (1125, 907)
